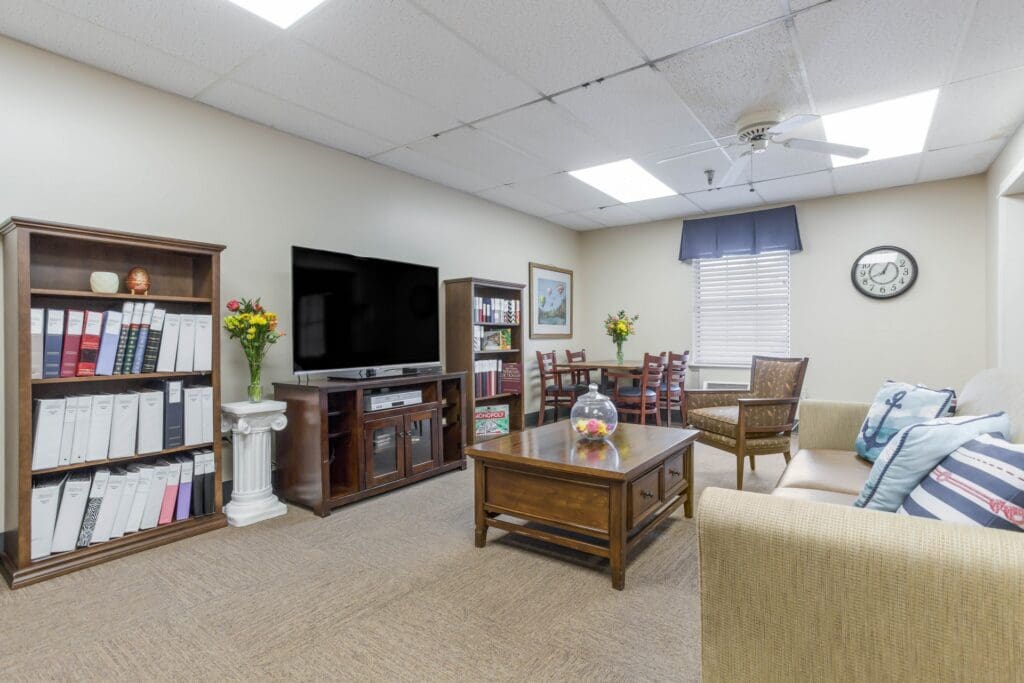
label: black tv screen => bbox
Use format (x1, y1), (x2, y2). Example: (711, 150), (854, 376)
(291, 246), (439, 373)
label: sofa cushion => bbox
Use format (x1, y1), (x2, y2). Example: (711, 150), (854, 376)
(855, 381), (956, 463)
(898, 434), (1024, 531)
(854, 412), (1010, 511)
(775, 449), (872, 495)
(689, 406), (739, 438)
(771, 487), (858, 506)
(958, 368), (1024, 443)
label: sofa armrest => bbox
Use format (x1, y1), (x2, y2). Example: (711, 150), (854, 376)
(797, 399), (870, 451)
(698, 488), (1024, 682)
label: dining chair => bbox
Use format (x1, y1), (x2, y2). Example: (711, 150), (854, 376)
(614, 353), (665, 425)
(536, 350), (585, 425)
(564, 349), (597, 391)
(658, 350), (689, 427)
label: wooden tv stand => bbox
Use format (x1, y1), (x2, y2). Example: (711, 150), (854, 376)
(272, 372), (467, 516)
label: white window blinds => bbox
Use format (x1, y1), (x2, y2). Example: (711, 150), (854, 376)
(693, 251), (791, 366)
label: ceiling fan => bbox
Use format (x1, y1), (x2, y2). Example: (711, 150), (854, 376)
(657, 111), (869, 189)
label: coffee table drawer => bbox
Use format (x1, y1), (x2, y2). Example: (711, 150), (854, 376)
(628, 467), (662, 528)
(663, 452), (686, 496)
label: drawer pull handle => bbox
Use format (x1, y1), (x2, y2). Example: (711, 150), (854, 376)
(640, 489), (655, 499)
(669, 469), (681, 477)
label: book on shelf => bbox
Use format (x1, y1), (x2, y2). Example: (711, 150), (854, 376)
(200, 386), (214, 443)
(140, 461), (171, 530)
(478, 327), (512, 351)
(202, 450), (215, 515)
(75, 310), (103, 376)
(139, 308), (165, 373)
(156, 313), (181, 372)
(57, 398), (77, 467)
(175, 314), (196, 372)
(31, 398), (66, 471)
(43, 308), (65, 379)
(95, 309), (123, 376)
(90, 467), (127, 544)
(50, 471), (91, 553)
(175, 457), (194, 521)
(30, 308), (44, 379)
(501, 362), (522, 395)
(474, 404), (510, 438)
(130, 302), (156, 375)
(59, 309), (84, 378)
(193, 314), (213, 372)
(111, 302), (134, 375)
(473, 296), (520, 324)
(183, 386), (204, 446)
(136, 390), (165, 455)
(474, 358), (504, 398)
(108, 393), (140, 459)
(153, 379), (185, 449)
(30, 475), (66, 560)
(158, 460), (182, 525)
(123, 465), (154, 535)
(69, 395), (93, 465)
(119, 303), (144, 374)
(84, 394), (115, 462)
(109, 467), (141, 539)
(76, 469), (110, 548)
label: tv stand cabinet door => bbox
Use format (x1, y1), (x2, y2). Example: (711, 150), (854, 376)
(363, 415), (406, 487)
(405, 407), (441, 476)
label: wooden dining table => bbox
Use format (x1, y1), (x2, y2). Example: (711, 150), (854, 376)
(566, 360), (643, 389)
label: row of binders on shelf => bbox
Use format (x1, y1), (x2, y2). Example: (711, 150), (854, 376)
(474, 360), (521, 398)
(31, 303), (212, 379)
(473, 296), (520, 324)
(30, 450), (217, 560)
(31, 379), (213, 471)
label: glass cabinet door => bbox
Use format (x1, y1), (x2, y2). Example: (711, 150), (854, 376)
(406, 409), (439, 475)
(364, 416), (404, 487)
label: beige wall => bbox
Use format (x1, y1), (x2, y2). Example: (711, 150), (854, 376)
(0, 37), (584, 528)
(986, 123), (1024, 370)
(579, 177), (990, 402)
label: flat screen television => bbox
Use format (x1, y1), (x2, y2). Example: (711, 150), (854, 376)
(291, 246), (440, 376)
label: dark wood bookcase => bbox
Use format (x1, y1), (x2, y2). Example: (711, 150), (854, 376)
(0, 217), (227, 588)
(444, 278), (525, 444)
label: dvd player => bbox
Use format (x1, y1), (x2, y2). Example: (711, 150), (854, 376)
(364, 390), (423, 412)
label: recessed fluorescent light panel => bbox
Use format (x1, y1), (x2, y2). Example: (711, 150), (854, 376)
(822, 89), (939, 168)
(569, 159), (676, 203)
(226, 0), (327, 28)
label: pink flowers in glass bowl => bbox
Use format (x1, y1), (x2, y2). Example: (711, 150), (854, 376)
(569, 384), (618, 442)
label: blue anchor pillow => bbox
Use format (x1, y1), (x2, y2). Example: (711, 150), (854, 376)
(855, 381), (957, 463)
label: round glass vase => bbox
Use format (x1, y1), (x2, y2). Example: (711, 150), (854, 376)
(570, 384), (618, 441)
(247, 362), (263, 403)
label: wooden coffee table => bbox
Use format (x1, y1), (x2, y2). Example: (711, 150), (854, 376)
(466, 422), (697, 590)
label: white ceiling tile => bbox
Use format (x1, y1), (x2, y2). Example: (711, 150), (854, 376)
(476, 185), (565, 217)
(292, 0), (538, 121)
(917, 138), (1007, 183)
(953, 0), (1024, 81)
(684, 185), (765, 212)
(831, 155), (921, 195)
(754, 170), (834, 203)
(658, 21), (810, 138)
(927, 67), (1024, 149)
(230, 38), (458, 144)
(601, 0), (786, 60)
(635, 145), (734, 195)
(788, 0), (821, 9)
(372, 147), (497, 193)
(476, 100), (620, 170)
(629, 194), (703, 221)
(40, 0), (279, 73)
(554, 66), (713, 158)
(413, 0), (641, 93)
(547, 212), (604, 230)
(198, 80), (393, 157)
(795, 0), (974, 114)
(0, 0), (218, 97)
(578, 204), (649, 227)
(513, 173), (616, 212)
(406, 126), (556, 185)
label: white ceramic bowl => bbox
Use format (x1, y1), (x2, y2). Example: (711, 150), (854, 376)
(89, 271), (119, 294)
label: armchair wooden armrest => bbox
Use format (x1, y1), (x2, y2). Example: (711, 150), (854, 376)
(737, 396), (800, 434)
(686, 390), (752, 411)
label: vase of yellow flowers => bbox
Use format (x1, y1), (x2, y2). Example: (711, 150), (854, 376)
(223, 297), (284, 402)
(604, 309), (639, 365)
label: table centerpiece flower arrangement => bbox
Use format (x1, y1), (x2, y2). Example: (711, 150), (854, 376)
(604, 309), (639, 365)
(224, 297), (284, 402)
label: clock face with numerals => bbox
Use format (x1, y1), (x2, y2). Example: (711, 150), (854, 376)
(851, 246), (917, 299)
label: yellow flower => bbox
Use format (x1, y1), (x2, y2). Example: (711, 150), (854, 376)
(251, 314), (267, 326)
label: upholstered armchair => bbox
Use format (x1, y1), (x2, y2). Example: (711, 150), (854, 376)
(686, 356), (808, 489)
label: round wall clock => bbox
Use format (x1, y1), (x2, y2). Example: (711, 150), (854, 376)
(851, 246), (917, 299)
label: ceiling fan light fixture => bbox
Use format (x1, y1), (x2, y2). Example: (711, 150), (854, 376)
(822, 89), (939, 168)
(568, 159), (676, 203)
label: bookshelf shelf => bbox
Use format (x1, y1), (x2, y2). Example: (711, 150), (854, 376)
(1, 217), (227, 589)
(476, 322), (520, 328)
(476, 348), (520, 354)
(475, 392), (520, 401)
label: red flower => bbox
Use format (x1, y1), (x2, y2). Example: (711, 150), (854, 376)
(226, 299), (240, 312)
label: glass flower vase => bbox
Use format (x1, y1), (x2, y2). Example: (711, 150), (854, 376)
(570, 384), (618, 441)
(247, 361), (263, 403)
(615, 340), (624, 365)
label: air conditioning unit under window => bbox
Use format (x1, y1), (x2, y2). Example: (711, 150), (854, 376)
(702, 380), (750, 390)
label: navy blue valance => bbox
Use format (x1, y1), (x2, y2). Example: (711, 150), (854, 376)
(679, 205), (801, 261)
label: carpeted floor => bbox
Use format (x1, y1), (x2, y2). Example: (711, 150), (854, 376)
(0, 441), (787, 681)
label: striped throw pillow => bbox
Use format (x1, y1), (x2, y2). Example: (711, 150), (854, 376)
(898, 434), (1024, 531)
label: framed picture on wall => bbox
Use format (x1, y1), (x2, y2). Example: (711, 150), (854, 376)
(529, 262), (573, 339)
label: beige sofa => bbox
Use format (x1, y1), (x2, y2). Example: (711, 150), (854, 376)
(698, 369), (1024, 682)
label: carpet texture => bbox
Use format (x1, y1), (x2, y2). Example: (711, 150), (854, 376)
(0, 442), (786, 681)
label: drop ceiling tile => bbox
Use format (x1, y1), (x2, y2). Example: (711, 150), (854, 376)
(927, 67), (1024, 149)
(230, 38), (458, 144)
(554, 67), (713, 158)
(795, 0), (973, 114)
(406, 126), (556, 185)
(198, 80), (393, 157)
(475, 100), (620, 170)
(954, 0), (1024, 80)
(413, 0), (641, 93)
(831, 155), (921, 195)
(629, 194), (703, 221)
(292, 0), (537, 122)
(917, 138), (1007, 183)
(372, 147), (497, 193)
(513, 173), (616, 212)
(40, 0), (279, 73)
(788, 0), (821, 9)
(578, 204), (649, 227)
(475, 185), (565, 217)
(754, 170), (834, 203)
(684, 185), (765, 212)
(658, 21), (809, 138)
(635, 145), (734, 195)
(547, 212), (604, 230)
(601, 0), (785, 60)
(0, 0), (218, 97)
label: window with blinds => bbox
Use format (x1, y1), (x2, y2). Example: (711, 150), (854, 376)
(693, 251), (791, 366)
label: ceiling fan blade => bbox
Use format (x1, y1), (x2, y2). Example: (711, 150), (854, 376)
(657, 143), (733, 165)
(768, 113), (820, 137)
(783, 137), (869, 158)
(716, 153), (750, 188)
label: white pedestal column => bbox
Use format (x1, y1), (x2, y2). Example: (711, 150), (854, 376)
(222, 400), (288, 527)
